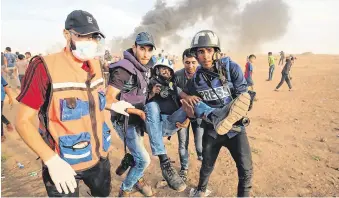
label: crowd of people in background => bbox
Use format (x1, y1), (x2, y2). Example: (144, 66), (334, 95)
(1, 47), (32, 142)
(1, 47), (32, 92)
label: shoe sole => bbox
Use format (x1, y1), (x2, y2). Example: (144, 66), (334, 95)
(166, 179), (187, 192)
(172, 183), (187, 192)
(216, 92), (251, 135)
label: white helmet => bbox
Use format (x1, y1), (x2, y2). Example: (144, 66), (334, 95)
(153, 58), (174, 72)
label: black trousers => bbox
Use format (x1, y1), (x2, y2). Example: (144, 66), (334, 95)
(43, 157), (111, 197)
(198, 132), (253, 197)
(1, 101), (10, 136)
(276, 74), (292, 90)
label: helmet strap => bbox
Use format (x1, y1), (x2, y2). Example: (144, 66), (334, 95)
(155, 67), (160, 76)
(212, 49), (221, 62)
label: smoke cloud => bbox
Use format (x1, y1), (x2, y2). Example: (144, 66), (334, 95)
(236, 0), (290, 52)
(111, 0), (290, 54)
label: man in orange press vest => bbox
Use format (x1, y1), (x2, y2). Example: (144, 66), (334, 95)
(15, 10), (133, 197)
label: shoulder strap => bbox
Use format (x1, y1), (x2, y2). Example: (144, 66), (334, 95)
(109, 59), (137, 75)
(123, 116), (129, 154)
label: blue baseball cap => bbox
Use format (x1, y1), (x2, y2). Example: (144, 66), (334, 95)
(135, 32), (156, 49)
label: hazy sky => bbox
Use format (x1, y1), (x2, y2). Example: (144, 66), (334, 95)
(1, 0), (339, 55)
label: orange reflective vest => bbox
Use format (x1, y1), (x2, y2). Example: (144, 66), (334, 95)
(38, 51), (111, 171)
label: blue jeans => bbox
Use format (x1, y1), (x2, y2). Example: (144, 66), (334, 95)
(145, 101), (214, 156)
(112, 121), (151, 192)
(268, 65), (275, 80)
(177, 118), (204, 170)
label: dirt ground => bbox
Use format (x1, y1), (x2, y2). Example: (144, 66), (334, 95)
(1, 54), (339, 197)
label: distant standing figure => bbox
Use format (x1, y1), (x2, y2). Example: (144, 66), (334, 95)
(244, 54), (256, 91)
(16, 54), (28, 83)
(279, 51), (285, 66)
(275, 57), (293, 91)
(267, 52), (275, 81)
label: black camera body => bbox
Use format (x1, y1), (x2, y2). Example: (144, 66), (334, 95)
(115, 153), (135, 176)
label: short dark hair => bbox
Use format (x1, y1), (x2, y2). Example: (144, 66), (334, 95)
(25, 52), (31, 56)
(182, 48), (195, 61)
(18, 54), (25, 60)
(249, 54), (256, 59)
(5, 47), (11, 52)
(268, 52), (272, 55)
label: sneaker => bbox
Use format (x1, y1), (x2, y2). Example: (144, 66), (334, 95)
(134, 177), (153, 197)
(179, 169), (188, 182)
(208, 92), (251, 135)
(118, 189), (130, 197)
(160, 161), (186, 192)
(190, 188), (206, 197)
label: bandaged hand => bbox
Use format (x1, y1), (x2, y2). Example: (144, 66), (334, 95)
(110, 100), (135, 116)
(44, 155), (77, 194)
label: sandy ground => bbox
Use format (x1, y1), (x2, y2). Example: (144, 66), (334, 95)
(1, 54), (339, 197)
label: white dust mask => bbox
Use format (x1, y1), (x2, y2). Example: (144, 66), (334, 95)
(71, 40), (98, 61)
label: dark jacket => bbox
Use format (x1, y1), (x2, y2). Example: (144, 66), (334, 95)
(174, 68), (188, 90)
(147, 76), (180, 115)
(282, 59), (292, 75)
(109, 49), (149, 125)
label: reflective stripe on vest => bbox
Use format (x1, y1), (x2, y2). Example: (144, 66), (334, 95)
(52, 78), (104, 90)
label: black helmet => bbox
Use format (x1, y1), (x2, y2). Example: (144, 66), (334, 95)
(190, 30), (220, 52)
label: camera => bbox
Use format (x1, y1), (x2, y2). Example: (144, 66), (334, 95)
(115, 153), (135, 176)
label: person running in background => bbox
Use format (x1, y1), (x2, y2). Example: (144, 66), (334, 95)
(16, 54), (28, 84)
(3, 47), (18, 86)
(275, 57), (293, 91)
(1, 76), (14, 142)
(267, 52), (275, 81)
(279, 51), (285, 66)
(104, 50), (112, 63)
(244, 54), (256, 92)
(1, 52), (7, 76)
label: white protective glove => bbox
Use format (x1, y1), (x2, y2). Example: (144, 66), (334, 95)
(110, 100), (135, 116)
(44, 154), (77, 194)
